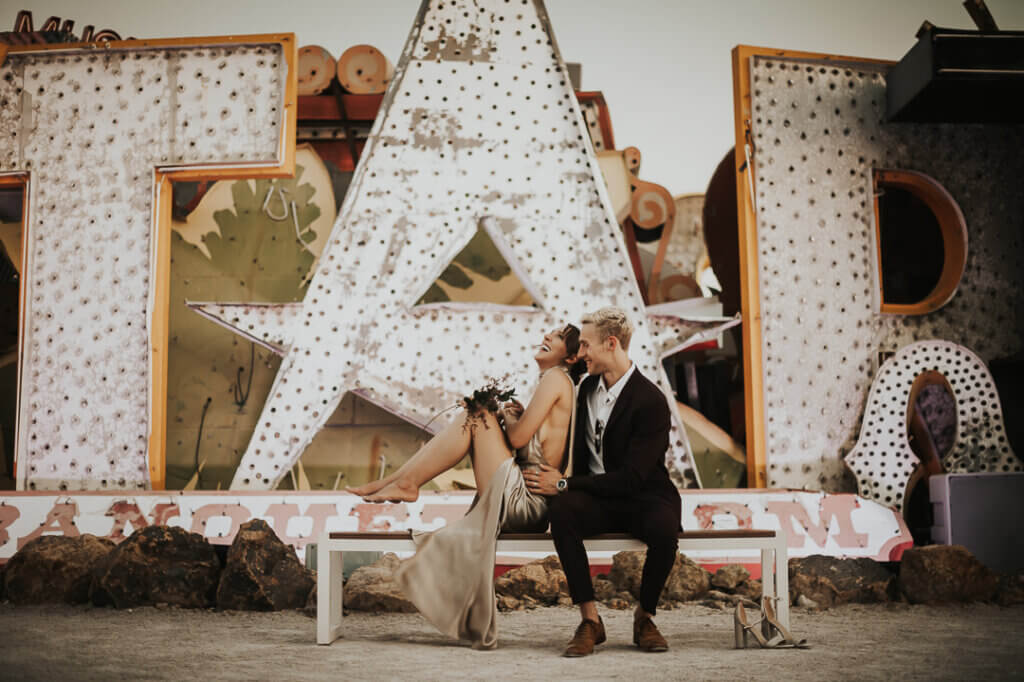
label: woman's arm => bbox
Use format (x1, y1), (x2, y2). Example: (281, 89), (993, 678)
(502, 370), (570, 449)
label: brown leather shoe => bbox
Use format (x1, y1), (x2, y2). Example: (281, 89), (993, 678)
(563, 617), (606, 657)
(633, 616), (668, 652)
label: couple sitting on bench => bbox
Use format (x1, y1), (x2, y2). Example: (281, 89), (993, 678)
(349, 306), (680, 655)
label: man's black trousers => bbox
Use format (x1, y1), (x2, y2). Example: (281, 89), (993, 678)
(548, 489), (682, 615)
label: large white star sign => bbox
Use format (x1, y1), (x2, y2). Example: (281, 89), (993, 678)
(191, 0), (740, 490)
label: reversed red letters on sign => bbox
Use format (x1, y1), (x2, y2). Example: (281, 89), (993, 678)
(190, 504), (253, 539)
(105, 502), (150, 542)
(17, 502), (80, 549)
(693, 503), (754, 530)
(419, 504), (471, 527)
(150, 503), (181, 526)
(348, 503), (410, 531)
(0, 504), (20, 547)
(264, 503), (338, 549)
(764, 495), (868, 549)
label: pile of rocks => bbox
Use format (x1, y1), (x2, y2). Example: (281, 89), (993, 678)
(4, 534), (114, 604)
(3, 530), (1021, 614)
(788, 555), (897, 609)
(700, 564), (763, 611)
(338, 553), (417, 613)
(1, 519), (314, 611)
(340, 544), (1022, 613)
(339, 550), (756, 613)
(791, 545), (1023, 608)
(494, 555), (571, 610)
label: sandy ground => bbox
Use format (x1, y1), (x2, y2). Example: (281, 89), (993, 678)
(1, 602), (1022, 681)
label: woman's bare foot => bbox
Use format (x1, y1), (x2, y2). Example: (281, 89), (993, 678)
(363, 480), (420, 503)
(345, 474), (398, 497)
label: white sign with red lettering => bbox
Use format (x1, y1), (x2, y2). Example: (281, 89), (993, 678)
(0, 489), (911, 565)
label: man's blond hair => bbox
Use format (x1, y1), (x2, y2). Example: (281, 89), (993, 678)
(581, 306), (634, 351)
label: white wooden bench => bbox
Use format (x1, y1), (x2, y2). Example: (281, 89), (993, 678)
(316, 528), (789, 645)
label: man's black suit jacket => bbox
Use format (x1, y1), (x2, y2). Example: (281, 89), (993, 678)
(566, 368), (679, 502)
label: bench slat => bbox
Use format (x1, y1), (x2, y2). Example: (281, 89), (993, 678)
(327, 529), (777, 541)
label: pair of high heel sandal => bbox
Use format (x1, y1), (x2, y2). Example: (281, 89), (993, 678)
(734, 597), (810, 649)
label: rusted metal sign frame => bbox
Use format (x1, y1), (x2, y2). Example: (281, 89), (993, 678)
(0, 172), (28, 482)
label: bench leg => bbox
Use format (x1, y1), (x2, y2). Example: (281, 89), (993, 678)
(760, 545), (774, 602)
(317, 545), (344, 645)
(760, 545), (775, 639)
(775, 535), (790, 630)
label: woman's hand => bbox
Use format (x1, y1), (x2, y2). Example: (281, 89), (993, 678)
(524, 462), (562, 496)
(504, 399), (524, 419)
(498, 404), (519, 429)
(503, 370), (566, 449)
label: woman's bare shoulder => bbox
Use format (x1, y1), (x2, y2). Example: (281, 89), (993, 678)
(539, 367), (574, 401)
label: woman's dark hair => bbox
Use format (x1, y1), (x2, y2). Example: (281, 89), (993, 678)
(559, 323), (587, 384)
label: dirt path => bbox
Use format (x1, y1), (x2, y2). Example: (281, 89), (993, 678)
(1, 602), (1022, 681)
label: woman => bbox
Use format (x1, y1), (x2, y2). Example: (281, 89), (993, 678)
(347, 324), (585, 649)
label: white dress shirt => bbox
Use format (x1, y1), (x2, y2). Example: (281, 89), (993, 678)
(584, 363), (636, 475)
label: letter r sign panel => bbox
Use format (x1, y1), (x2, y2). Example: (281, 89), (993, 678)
(0, 35), (297, 491)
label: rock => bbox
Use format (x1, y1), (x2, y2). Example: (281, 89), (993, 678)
(899, 545), (998, 604)
(796, 594), (820, 609)
(4, 535), (115, 604)
(592, 577), (616, 602)
(608, 550), (644, 594)
(343, 553), (416, 612)
(789, 555), (897, 608)
(603, 596), (633, 610)
(662, 554), (712, 602)
(734, 579), (762, 601)
(216, 519), (314, 611)
(496, 594), (521, 611)
(609, 550), (710, 602)
(303, 578), (317, 618)
(494, 555), (567, 605)
(705, 589), (758, 608)
(711, 564), (750, 592)
(995, 573), (1024, 607)
(705, 589), (730, 601)
(90, 526), (220, 609)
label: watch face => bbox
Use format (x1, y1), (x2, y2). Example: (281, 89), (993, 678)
(557, 478), (567, 491)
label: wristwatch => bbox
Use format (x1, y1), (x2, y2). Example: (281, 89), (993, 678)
(556, 478), (568, 492)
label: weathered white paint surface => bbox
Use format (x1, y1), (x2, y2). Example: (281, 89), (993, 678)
(746, 55), (1024, 493)
(847, 340), (1019, 511)
(0, 41), (289, 491)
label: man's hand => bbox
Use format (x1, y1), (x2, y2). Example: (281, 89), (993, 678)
(524, 462), (562, 496)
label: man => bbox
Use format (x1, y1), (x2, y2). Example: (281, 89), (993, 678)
(525, 306), (681, 657)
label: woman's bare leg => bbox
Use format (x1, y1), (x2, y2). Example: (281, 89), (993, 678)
(344, 470), (395, 497)
(345, 464), (401, 496)
(347, 416), (470, 497)
(466, 411), (517, 492)
(364, 411), (514, 503)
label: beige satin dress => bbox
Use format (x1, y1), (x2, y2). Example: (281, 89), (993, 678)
(394, 366), (576, 649)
